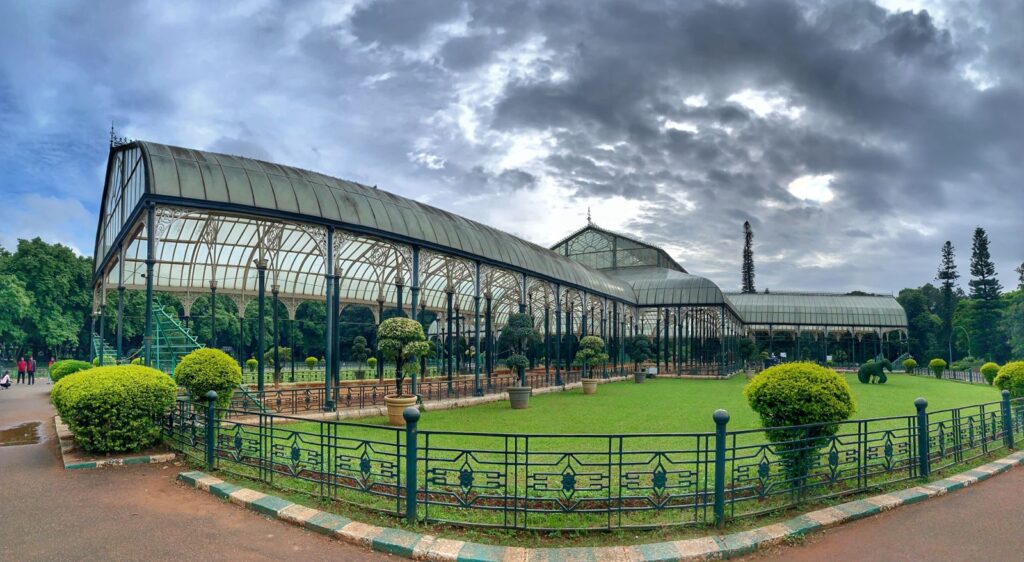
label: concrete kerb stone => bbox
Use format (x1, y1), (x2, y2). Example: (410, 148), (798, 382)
(54, 414), (176, 470)
(175, 449), (1024, 561)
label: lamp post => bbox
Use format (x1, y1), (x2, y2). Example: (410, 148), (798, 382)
(948, 325), (971, 366)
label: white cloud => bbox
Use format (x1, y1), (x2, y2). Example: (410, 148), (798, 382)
(0, 194), (93, 255)
(787, 174), (836, 203)
(683, 94), (708, 107)
(727, 89), (805, 119)
(407, 150), (447, 170)
(663, 119), (699, 134)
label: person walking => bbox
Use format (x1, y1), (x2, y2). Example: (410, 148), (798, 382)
(27, 356), (36, 385)
(16, 357), (27, 384)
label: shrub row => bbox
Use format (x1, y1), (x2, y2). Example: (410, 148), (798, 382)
(48, 359), (93, 383)
(51, 365), (176, 454)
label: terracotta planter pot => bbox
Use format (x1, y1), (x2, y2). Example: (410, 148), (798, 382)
(384, 395), (418, 426)
(508, 386), (532, 409)
(634, 372), (646, 384)
(581, 379), (598, 395)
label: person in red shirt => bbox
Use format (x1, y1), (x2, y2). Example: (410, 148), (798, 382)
(16, 357), (27, 384)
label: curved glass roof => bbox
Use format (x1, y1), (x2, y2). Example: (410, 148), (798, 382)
(604, 267), (731, 307)
(725, 292), (907, 328)
(127, 141), (637, 302)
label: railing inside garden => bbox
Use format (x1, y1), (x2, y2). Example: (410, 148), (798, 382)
(227, 370), (585, 416)
(162, 390), (1024, 531)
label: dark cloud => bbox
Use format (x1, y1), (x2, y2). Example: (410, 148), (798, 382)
(0, 0), (1020, 294)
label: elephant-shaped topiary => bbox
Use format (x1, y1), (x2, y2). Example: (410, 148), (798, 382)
(858, 359), (892, 384)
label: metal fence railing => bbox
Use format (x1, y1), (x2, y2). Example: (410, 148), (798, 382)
(162, 389), (1024, 532)
(227, 370), (585, 417)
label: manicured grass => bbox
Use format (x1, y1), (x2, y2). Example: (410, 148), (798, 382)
(350, 373), (1000, 435)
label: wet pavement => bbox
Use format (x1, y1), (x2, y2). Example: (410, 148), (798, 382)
(0, 382), (391, 561)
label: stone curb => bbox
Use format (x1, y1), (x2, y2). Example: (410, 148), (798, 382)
(177, 450), (1024, 561)
(54, 415), (175, 470)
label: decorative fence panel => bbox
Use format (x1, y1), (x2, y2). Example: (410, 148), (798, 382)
(162, 392), (1024, 532)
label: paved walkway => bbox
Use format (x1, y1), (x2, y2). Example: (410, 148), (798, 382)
(0, 383), (390, 561)
(745, 462), (1024, 561)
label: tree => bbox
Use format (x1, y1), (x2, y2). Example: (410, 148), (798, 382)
(1002, 290), (1024, 360)
(936, 241), (960, 352)
(376, 317), (427, 397)
(742, 221), (755, 293)
(969, 227), (1002, 300)
(0, 274), (32, 348)
(625, 335), (654, 370)
(897, 285), (943, 361)
(0, 238), (93, 358)
(1015, 262), (1024, 291)
(574, 335), (608, 378)
(966, 227), (1005, 360)
(503, 313), (537, 386)
(351, 336), (370, 378)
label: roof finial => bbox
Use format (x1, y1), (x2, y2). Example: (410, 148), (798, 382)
(109, 122), (130, 148)
(586, 206), (592, 225)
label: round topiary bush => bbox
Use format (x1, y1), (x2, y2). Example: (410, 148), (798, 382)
(994, 362), (1024, 398)
(305, 356), (317, 370)
(903, 358), (918, 373)
(50, 365), (176, 454)
(929, 358), (947, 378)
(91, 355), (117, 366)
(744, 361), (855, 481)
(174, 348), (243, 409)
(981, 362), (1000, 385)
(245, 357), (258, 373)
(48, 359), (93, 383)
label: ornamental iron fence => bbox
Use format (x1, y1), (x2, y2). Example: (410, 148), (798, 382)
(161, 389), (1024, 531)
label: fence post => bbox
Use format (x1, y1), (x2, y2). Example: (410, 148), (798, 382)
(1001, 390), (1014, 449)
(713, 409), (729, 528)
(204, 390), (218, 471)
(404, 406), (420, 524)
(915, 398), (929, 479)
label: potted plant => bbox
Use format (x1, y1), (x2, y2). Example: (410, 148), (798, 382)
(504, 313), (538, 409)
(576, 335), (608, 395)
(626, 335), (654, 383)
(351, 336), (370, 379)
(378, 317), (430, 426)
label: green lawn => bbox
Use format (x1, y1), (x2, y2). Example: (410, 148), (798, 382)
(348, 372), (1000, 435)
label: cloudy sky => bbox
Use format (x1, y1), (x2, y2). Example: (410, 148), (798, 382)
(0, 0), (1020, 294)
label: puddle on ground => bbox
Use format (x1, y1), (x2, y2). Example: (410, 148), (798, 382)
(0, 422), (41, 447)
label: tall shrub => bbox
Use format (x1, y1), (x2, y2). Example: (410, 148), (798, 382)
(744, 362), (855, 485)
(174, 348), (243, 409)
(48, 359), (93, 383)
(929, 358), (947, 378)
(994, 362), (1024, 398)
(575, 335), (608, 379)
(981, 362), (1000, 385)
(902, 358), (918, 373)
(377, 317), (427, 397)
(51, 365), (176, 453)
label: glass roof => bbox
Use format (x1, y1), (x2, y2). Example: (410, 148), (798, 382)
(130, 141), (637, 303)
(724, 292), (908, 328)
(92, 141), (907, 331)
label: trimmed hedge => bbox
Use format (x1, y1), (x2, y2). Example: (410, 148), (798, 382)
(48, 360), (93, 383)
(174, 348), (243, 409)
(745, 362), (855, 480)
(902, 358), (918, 373)
(305, 356), (317, 369)
(981, 362), (1000, 385)
(929, 358), (947, 378)
(50, 365), (176, 453)
(994, 362), (1024, 398)
(91, 355), (117, 366)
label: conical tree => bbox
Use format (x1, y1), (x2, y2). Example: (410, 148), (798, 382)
(936, 241), (959, 348)
(742, 221), (756, 293)
(969, 227), (1001, 301)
